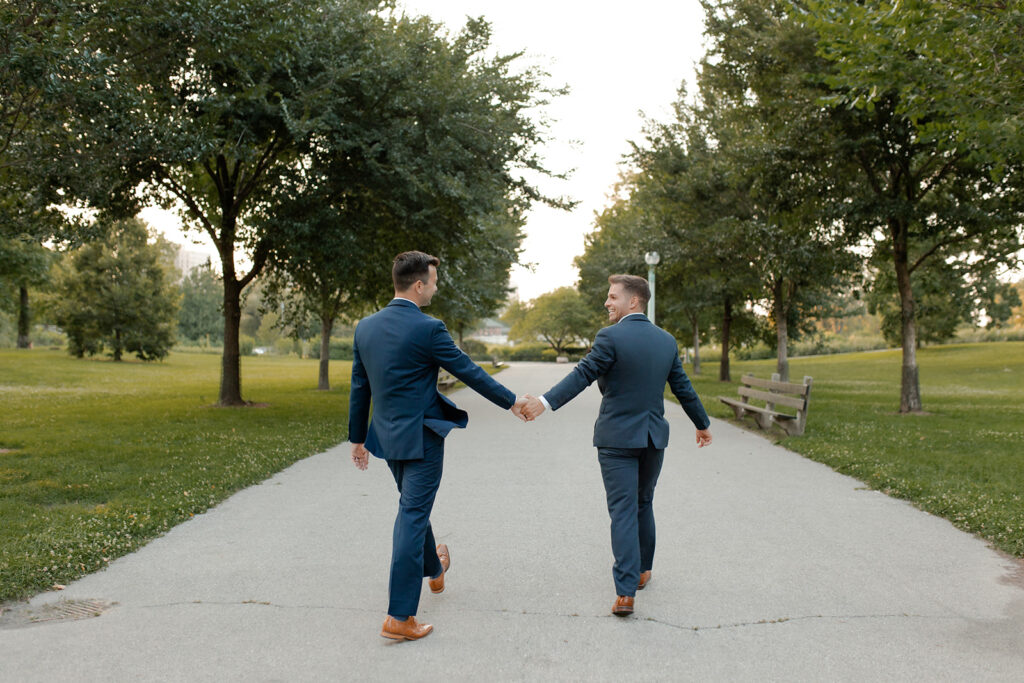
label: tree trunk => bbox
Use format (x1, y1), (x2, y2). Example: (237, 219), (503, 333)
(773, 279), (790, 383)
(16, 285), (30, 349)
(893, 223), (922, 412)
(719, 295), (732, 382)
(318, 316), (332, 391)
(220, 276), (244, 405)
(457, 326), (464, 348)
(112, 328), (122, 361)
(691, 315), (701, 375)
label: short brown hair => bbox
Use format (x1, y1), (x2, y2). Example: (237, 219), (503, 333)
(393, 251), (440, 291)
(608, 274), (650, 309)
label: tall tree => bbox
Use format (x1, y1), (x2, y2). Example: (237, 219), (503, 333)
(806, 0), (1024, 411)
(54, 0), (387, 403)
(698, 0), (862, 381)
(262, 14), (561, 389)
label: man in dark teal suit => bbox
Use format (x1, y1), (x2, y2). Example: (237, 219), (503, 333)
(522, 274), (712, 616)
(349, 251), (527, 641)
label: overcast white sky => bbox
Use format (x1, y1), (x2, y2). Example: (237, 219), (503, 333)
(149, 1), (708, 301)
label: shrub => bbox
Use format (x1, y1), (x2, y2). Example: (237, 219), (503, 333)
(459, 338), (488, 359)
(307, 337), (354, 360)
(273, 337), (295, 356)
(489, 342), (589, 362)
(239, 334), (255, 356)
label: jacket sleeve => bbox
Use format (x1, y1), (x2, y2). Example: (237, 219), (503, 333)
(347, 333), (372, 443)
(667, 351), (710, 430)
(542, 328), (616, 411)
(432, 322), (516, 409)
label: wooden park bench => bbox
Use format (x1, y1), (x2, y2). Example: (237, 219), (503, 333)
(718, 373), (813, 436)
(437, 370), (458, 391)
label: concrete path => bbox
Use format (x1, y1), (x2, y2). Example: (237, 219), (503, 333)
(2, 362), (1022, 681)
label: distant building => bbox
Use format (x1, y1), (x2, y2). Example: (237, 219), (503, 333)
(468, 317), (511, 346)
(174, 247), (213, 278)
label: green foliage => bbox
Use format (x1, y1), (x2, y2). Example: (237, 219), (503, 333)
(238, 334), (255, 357)
(0, 349), (350, 602)
(177, 262), (222, 343)
(507, 287), (602, 354)
(49, 219), (180, 361)
(798, 0), (1024, 410)
(459, 338), (489, 359)
(306, 338), (354, 361)
(489, 342), (587, 362)
(805, 0), (1024, 169)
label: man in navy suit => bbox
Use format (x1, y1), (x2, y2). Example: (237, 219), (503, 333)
(522, 274), (712, 616)
(349, 251), (528, 641)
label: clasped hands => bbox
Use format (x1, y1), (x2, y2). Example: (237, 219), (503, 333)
(352, 395), (545, 469)
(510, 394), (546, 422)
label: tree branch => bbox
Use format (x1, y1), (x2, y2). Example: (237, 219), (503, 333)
(157, 171), (217, 244)
(238, 239), (270, 290)
(236, 134), (285, 207)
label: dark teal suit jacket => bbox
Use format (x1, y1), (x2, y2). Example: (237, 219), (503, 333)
(348, 299), (516, 460)
(543, 314), (709, 449)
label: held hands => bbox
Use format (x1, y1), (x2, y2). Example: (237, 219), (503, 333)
(695, 428), (712, 448)
(510, 396), (530, 422)
(351, 442), (370, 470)
(510, 394), (546, 422)
(521, 394), (545, 421)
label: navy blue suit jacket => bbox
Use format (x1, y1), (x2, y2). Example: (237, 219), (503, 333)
(348, 299), (516, 461)
(543, 314), (710, 449)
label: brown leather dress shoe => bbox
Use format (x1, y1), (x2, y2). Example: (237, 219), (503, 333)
(612, 595), (634, 616)
(638, 570), (651, 590)
(380, 616), (433, 641)
(427, 544), (450, 594)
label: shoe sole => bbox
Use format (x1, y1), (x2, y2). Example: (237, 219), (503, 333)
(612, 608), (633, 616)
(380, 628), (432, 641)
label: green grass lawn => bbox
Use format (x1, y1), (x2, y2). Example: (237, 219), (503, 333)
(0, 350), (354, 603)
(683, 342), (1024, 558)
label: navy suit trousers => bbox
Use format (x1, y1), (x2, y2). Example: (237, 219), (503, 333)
(597, 440), (665, 597)
(385, 430), (445, 618)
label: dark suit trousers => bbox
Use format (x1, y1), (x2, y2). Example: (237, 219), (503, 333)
(385, 430), (445, 618)
(597, 440), (665, 597)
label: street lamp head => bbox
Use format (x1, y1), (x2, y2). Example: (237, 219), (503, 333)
(644, 251), (660, 266)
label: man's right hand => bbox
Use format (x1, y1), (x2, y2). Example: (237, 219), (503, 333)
(351, 443), (370, 470)
(695, 428), (712, 448)
(521, 394), (546, 421)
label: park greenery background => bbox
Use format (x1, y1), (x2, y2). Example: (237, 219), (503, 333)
(2, 1), (1023, 601)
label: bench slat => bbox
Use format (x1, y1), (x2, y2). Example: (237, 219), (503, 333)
(737, 385), (805, 410)
(719, 397), (794, 419)
(741, 374), (810, 395)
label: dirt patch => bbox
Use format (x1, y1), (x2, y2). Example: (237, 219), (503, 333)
(999, 554), (1024, 590)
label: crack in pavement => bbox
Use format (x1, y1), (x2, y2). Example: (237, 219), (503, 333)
(463, 607), (954, 631)
(117, 600), (960, 634)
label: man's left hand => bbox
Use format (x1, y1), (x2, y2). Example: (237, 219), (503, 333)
(352, 443), (370, 470)
(695, 428), (712, 448)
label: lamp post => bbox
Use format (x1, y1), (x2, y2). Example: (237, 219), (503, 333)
(644, 251), (660, 324)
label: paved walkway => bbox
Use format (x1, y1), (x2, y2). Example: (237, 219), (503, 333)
(2, 362), (1022, 681)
